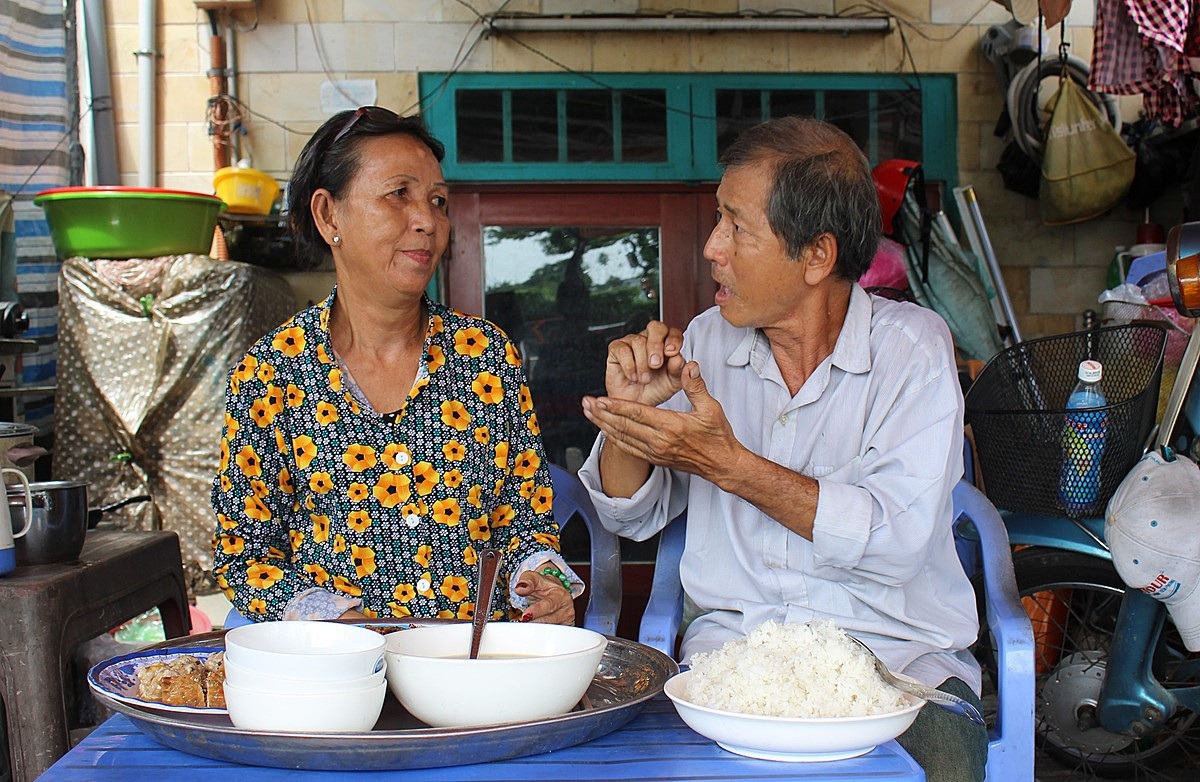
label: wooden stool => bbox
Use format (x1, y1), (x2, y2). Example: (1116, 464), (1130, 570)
(0, 530), (190, 782)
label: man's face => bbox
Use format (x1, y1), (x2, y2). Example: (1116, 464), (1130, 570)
(703, 162), (808, 330)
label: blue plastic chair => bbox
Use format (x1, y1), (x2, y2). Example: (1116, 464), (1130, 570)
(635, 480), (1035, 781)
(226, 463), (622, 635)
(548, 462), (622, 635)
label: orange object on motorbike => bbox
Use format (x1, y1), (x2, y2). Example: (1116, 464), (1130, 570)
(872, 159), (921, 238)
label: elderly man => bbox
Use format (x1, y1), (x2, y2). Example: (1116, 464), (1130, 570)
(578, 117), (986, 782)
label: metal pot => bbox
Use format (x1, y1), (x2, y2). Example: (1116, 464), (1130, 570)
(6, 481), (151, 566)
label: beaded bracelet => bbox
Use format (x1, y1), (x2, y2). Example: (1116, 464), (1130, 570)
(539, 565), (573, 592)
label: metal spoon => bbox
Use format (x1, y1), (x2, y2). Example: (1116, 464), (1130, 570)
(849, 636), (986, 726)
(469, 548), (503, 659)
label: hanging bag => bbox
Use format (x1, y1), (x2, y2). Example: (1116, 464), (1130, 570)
(1039, 71), (1136, 225)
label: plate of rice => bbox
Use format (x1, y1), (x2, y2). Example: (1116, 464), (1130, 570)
(664, 620), (923, 762)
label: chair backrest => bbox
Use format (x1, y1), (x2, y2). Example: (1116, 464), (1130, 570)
(548, 462), (622, 635)
(951, 479), (1035, 781)
(633, 480), (1035, 781)
(636, 510), (686, 658)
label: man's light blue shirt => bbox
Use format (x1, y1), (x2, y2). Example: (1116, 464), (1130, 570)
(579, 285), (981, 692)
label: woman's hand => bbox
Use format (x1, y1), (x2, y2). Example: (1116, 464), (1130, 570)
(513, 570), (576, 626)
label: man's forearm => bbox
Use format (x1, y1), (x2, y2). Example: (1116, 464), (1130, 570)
(597, 436), (654, 499)
(708, 448), (820, 541)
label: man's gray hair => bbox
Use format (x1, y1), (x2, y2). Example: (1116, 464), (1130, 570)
(719, 117), (882, 282)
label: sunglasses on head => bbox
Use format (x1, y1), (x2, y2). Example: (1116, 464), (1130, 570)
(330, 105), (402, 146)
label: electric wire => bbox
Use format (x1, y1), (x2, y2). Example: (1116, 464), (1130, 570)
(188, 2), (1005, 161)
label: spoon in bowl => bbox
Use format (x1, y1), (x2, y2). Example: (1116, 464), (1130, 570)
(848, 636), (986, 726)
(469, 548), (503, 659)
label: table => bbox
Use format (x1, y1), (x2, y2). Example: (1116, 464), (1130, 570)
(0, 530), (191, 781)
(38, 696), (925, 781)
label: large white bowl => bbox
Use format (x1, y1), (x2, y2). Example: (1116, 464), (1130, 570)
(223, 620), (385, 681)
(222, 677), (387, 732)
(664, 670), (923, 762)
(222, 655), (384, 693)
(384, 622), (607, 728)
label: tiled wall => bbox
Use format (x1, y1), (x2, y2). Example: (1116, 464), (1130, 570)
(100, 0), (1167, 339)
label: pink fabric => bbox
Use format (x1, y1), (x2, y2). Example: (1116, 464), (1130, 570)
(859, 237), (909, 291)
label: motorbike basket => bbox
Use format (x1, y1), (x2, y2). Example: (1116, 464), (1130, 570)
(964, 323), (1167, 518)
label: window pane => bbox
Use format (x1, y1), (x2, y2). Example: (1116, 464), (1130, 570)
(824, 91), (871, 150)
(621, 90), (668, 162)
(455, 90), (503, 162)
(715, 89), (762, 157)
(483, 226), (661, 465)
(565, 90), (613, 162)
(767, 90), (816, 121)
(714, 87), (924, 166)
(875, 90), (924, 162)
(511, 90), (559, 162)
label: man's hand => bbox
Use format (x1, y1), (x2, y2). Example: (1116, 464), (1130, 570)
(603, 320), (686, 407)
(584, 361), (744, 485)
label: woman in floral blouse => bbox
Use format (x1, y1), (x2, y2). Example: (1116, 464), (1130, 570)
(211, 108), (580, 625)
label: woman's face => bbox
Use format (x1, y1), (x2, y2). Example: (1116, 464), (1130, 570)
(325, 133), (450, 299)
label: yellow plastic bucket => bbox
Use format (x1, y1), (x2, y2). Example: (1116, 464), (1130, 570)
(213, 167), (280, 215)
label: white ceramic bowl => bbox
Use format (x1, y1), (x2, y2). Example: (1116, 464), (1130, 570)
(222, 656), (384, 693)
(384, 622), (607, 728)
(223, 620), (385, 681)
(664, 670), (923, 762)
(222, 677), (387, 732)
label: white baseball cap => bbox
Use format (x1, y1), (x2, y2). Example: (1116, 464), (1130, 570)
(1105, 449), (1200, 651)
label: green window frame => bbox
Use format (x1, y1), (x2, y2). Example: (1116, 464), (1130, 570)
(419, 72), (957, 187)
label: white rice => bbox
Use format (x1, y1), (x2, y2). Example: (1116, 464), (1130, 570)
(684, 619), (907, 718)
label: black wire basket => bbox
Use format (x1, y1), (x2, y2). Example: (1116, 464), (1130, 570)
(964, 323), (1167, 518)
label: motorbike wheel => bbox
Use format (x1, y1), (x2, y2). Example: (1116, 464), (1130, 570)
(973, 546), (1200, 778)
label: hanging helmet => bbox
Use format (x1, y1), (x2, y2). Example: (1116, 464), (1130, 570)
(872, 159), (921, 237)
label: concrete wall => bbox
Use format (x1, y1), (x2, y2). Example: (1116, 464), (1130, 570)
(98, 0), (1166, 339)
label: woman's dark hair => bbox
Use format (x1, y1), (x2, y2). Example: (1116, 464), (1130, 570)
(718, 117), (881, 282)
(287, 108), (446, 268)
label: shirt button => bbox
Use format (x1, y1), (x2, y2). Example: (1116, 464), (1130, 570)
(416, 578), (431, 592)
(396, 452), (411, 466)
(779, 414), (788, 425)
(405, 513), (421, 528)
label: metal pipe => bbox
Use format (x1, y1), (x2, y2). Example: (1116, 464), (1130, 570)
(225, 24), (239, 162)
(959, 186), (1022, 344)
(81, 0), (118, 185)
(488, 15), (893, 34)
(134, 0), (156, 186)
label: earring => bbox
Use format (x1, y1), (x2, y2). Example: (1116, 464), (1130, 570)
(332, 235), (340, 245)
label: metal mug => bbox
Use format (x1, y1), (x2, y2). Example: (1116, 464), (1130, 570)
(0, 467), (34, 575)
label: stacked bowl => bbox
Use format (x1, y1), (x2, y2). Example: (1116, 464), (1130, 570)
(222, 621), (387, 732)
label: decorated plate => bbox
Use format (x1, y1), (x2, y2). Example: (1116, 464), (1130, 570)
(88, 625), (678, 771)
(88, 646), (228, 715)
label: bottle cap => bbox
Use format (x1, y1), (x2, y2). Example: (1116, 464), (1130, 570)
(1078, 359), (1102, 383)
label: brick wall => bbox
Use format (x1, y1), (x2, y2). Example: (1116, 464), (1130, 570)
(100, 0), (1164, 340)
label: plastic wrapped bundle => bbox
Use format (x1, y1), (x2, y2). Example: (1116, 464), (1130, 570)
(54, 254), (297, 594)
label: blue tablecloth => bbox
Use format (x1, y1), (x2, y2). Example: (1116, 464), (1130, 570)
(40, 696), (925, 781)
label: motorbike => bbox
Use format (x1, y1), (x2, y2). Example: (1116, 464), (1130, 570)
(966, 221), (1200, 778)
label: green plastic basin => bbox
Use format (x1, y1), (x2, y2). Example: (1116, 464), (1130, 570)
(33, 186), (226, 259)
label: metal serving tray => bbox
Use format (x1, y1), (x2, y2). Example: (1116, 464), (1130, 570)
(88, 621), (678, 772)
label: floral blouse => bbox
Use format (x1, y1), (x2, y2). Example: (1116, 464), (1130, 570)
(211, 290), (562, 622)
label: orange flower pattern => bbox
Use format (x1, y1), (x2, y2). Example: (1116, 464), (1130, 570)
(212, 292), (558, 621)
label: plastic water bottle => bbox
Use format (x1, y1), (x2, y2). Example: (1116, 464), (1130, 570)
(1059, 359), (1108, 512)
